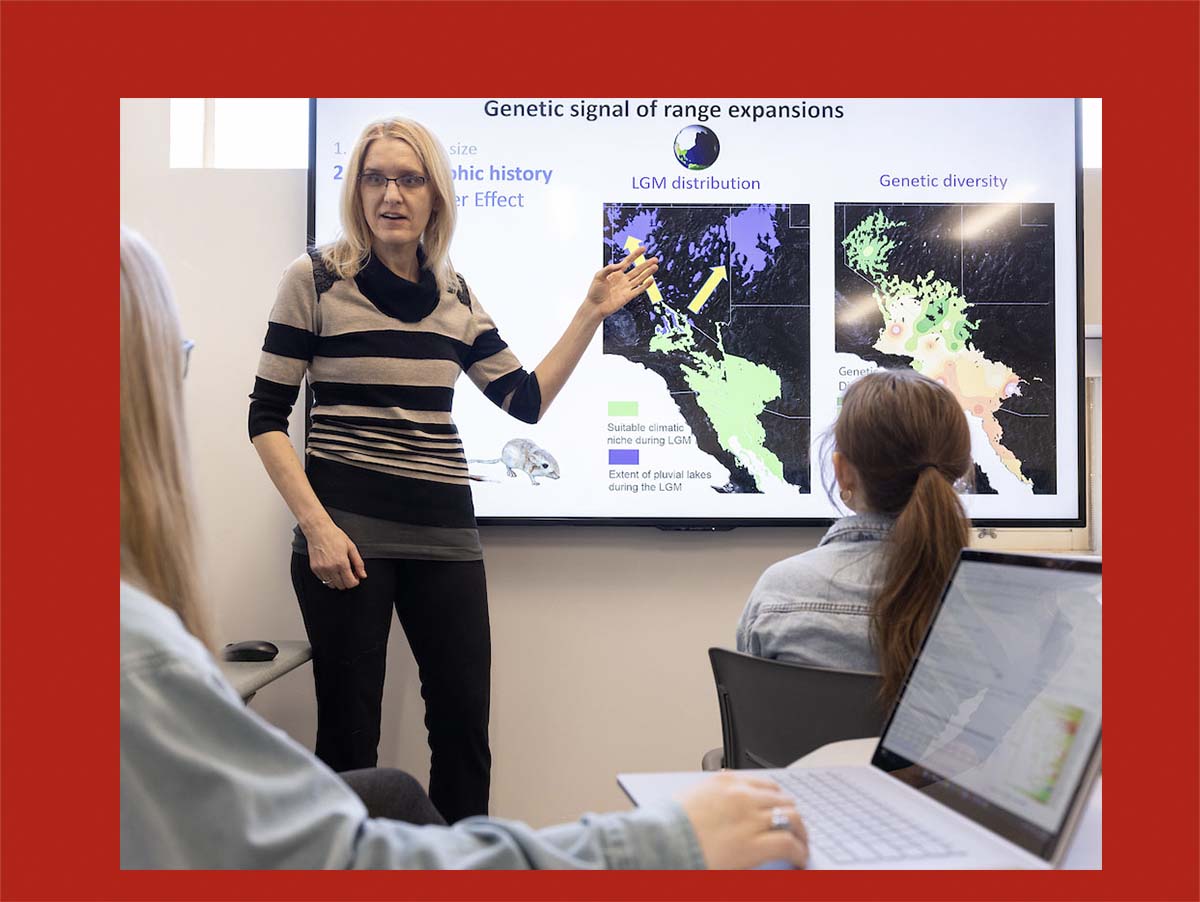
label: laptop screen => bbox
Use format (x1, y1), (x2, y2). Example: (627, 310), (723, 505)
(871, 550), (1102, 860)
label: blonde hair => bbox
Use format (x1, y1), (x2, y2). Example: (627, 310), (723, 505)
(320, 116), (458, 292)
(120, 226), (212, 649)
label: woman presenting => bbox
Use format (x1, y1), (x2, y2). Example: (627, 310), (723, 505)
(249, 116), (657, 822)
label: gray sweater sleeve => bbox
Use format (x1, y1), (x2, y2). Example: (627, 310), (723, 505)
(120, 644), (703, 870)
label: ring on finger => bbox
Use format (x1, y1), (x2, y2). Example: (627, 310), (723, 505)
(769, 806), (791, 831)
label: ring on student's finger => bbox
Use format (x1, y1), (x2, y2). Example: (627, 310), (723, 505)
(769, 806), (790, 831)
(321, 580), (332, 587)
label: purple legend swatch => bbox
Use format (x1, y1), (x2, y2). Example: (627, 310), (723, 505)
(609, 449), (639, 465)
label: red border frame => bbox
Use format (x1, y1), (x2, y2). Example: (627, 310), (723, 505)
(2, 1), (1197, 899)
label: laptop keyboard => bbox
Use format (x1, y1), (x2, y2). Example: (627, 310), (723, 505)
(774, 770), (965, 864)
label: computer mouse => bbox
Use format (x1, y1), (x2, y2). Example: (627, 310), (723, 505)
(222, 640), (279, 662)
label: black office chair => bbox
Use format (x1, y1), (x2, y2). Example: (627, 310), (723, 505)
(704, 648), (886, 770)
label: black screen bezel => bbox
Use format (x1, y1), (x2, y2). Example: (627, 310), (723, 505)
(305, 98), (1088, 529)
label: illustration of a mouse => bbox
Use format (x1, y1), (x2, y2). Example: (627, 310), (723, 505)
(469, 439), (561, 485)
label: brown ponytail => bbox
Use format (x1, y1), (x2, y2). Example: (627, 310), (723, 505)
(832, 370), (972, 706)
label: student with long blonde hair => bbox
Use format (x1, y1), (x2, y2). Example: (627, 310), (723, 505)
(737, 369), (973, 706)
(120, 225), (210, 648)
(119, 225), (809, 869)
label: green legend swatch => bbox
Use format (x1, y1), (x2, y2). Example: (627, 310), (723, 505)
(608, 401), (639, 417)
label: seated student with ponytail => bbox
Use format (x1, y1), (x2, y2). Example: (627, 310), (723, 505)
(737, 369), (973, 707)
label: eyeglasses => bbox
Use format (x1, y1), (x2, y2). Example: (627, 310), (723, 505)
(358, 172), (429, 191)
(182, 338), (195, 378)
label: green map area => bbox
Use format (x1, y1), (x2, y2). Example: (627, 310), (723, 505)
(650, 322), (785, 485)
(840, 208), (1031, 486)
(842, 211), (980, 359)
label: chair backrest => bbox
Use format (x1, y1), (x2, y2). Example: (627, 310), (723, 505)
(709, 648), (886, 769)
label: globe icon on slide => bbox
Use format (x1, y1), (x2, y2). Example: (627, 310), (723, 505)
(673, 124), (720, 170)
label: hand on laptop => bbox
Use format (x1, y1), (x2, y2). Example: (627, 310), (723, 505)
(675, 772), (809, 869)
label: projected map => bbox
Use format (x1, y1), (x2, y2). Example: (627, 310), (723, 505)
(835, 203), (1057, 495)
(603, 203), (810, 494)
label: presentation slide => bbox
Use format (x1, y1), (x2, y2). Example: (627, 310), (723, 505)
(312, 98), (1082, 525)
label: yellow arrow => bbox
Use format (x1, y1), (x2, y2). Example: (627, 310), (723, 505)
(623, 235), (662, 303)
(687, 265), (727, 314)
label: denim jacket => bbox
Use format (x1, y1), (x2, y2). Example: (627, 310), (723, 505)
(120, 581), (704, 869)
(736, 513), (894, 673)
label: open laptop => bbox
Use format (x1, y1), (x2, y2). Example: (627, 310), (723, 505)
(620, 550), (1102, 869)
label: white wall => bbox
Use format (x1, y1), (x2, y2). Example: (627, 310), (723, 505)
(120, 99), (1101, 827)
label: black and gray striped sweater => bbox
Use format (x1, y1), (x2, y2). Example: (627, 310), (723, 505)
(248, 249), (540, 559)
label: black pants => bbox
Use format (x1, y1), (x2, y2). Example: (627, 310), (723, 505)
(292, 554), (491, 823)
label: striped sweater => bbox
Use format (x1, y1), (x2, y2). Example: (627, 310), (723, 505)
(248, 250), (540, 559)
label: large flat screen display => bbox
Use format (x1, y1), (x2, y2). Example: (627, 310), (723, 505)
(310, 98), (1084, 527)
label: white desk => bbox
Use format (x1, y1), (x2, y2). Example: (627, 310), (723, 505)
(216, 639), (312, 702)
